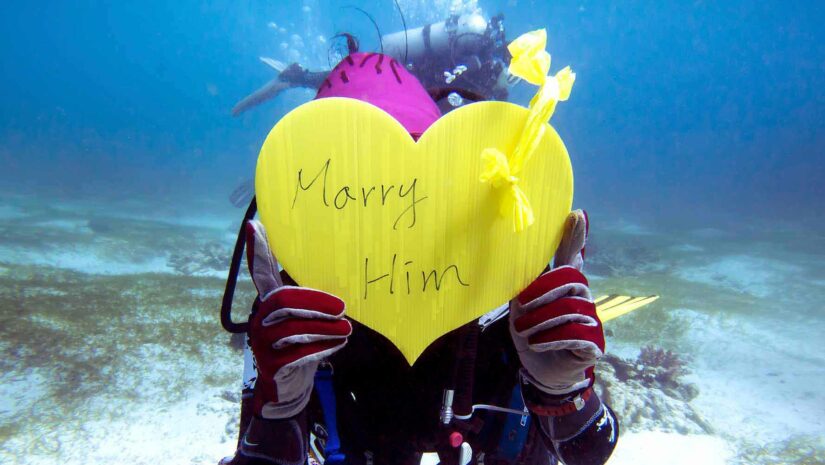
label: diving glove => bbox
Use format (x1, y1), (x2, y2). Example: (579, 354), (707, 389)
(509, 210), (605, 398)
(245, 219), (352, 419)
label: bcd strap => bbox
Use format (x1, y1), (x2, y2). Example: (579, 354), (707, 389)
(315, 365), (346, 464)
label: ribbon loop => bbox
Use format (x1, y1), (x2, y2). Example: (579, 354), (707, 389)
(508, 29), (551, 86)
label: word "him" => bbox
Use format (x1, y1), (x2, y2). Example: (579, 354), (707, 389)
(363, 254), (469, 299)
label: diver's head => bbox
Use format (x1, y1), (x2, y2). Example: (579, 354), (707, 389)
(314, 52), (441, 139)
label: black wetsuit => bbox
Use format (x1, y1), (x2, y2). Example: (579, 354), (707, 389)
(318, 318), (618, 465)
(331, 317), (527, 463)
(231, 271), (619, 465)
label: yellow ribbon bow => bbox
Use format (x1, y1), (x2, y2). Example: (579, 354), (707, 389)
(480, 147), (535, 232)
(480, 29), (576, 232)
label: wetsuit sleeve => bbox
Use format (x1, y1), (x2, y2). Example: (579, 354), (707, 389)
(226, 270), (312, 465)
(524, 383), (619, 465)
(234, 409), (310, 465)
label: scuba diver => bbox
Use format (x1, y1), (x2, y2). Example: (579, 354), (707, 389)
(231, 13), (514, 117)
(218, 38), (618, 465)
(229, 13), (513, 209)
(229, 13), (514, 209)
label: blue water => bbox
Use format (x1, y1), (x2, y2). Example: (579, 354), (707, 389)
(2, 1), (821, 220)
(1, 1), (823, 464)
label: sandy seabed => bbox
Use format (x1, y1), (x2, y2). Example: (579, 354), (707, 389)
(0, 193), (822, 465)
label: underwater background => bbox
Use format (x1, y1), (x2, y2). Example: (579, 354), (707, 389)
(0, 1), (822, 464)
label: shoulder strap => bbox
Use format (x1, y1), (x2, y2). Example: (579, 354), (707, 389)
(315, 365), (346, 464)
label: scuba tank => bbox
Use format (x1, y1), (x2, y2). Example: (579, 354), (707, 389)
(381, 13), (512, 106)
(381, 13), (490, 64)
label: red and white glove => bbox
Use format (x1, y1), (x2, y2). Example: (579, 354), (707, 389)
(245, 219), (352, 419)
(509, 210), (604, 399)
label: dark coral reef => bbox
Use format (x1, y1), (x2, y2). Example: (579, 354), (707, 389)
(595, 346), (709, 434)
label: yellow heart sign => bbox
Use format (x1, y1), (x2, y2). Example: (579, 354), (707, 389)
(256, 97), (573, 364)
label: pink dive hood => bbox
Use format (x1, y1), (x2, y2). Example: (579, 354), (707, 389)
(314, 53), (441, 139)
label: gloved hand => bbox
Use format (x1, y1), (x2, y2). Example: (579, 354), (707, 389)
(245, 219), (352, 419)
(509, 210), (604, 398)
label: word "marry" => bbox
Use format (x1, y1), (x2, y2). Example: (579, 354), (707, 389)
(291, 158), (427, 230)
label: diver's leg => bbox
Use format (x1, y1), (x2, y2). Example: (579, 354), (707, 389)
(231, 79), (292, 116)
(232, 63), (330, 116)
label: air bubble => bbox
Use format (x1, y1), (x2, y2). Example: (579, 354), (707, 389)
(448, 92), (464, 107)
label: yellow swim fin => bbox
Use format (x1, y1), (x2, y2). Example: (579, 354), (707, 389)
(595, 295), (660, 323)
